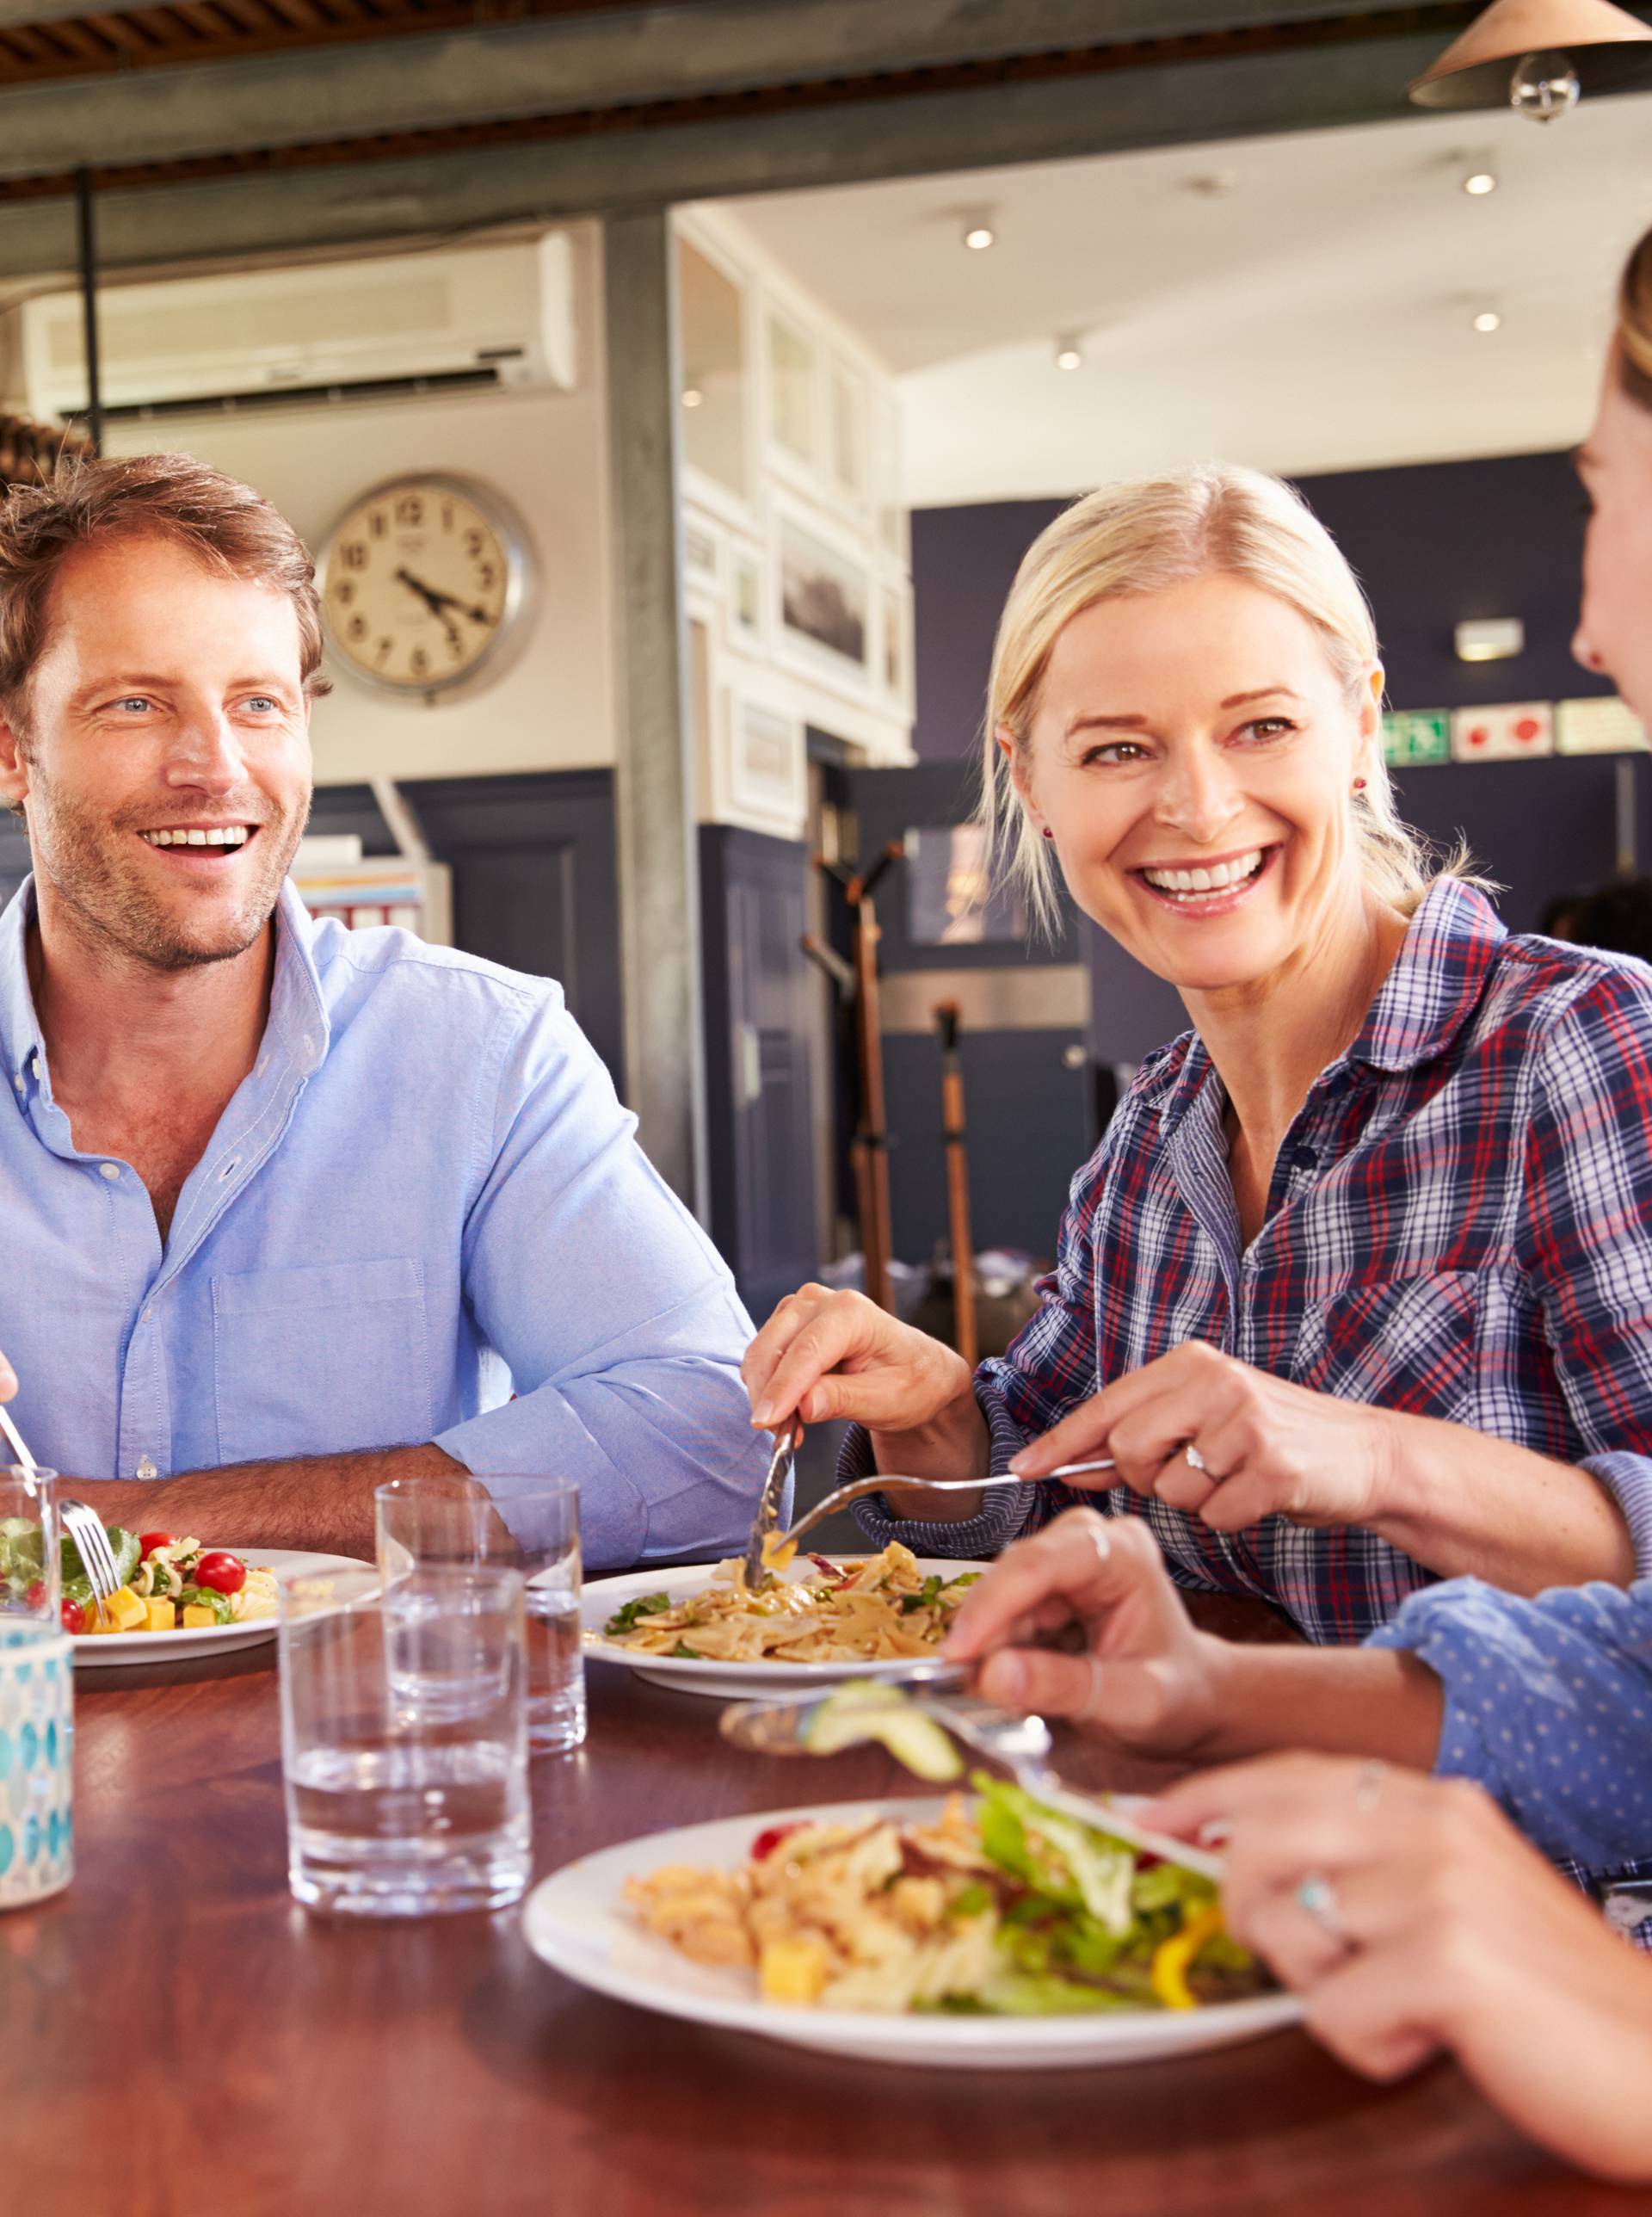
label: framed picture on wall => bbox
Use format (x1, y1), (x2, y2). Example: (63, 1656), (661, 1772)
(777, 509), (869, 674)
(829, 359), (866, 506)
(676, 229), (751, 513)
(730, 548), (763, 645)
(868, 390), (905, 561)
(880, 584), (909, 702)
(766, 310), (819, 469)
(729, 691), (806, 825)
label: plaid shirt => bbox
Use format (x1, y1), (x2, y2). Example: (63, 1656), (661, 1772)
(853, 877), (1652, 1645)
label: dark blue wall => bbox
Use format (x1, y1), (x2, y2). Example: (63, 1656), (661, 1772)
(910, 449), (1612, 763)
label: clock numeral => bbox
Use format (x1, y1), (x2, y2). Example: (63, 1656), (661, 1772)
(368, 509), (388, 540)
(447, 633), (463, 658)
(341, 542), (368, 571)
(410, 646), (430, 678)
(333, 579), (355, 608)
(476, 560), (496, 591)
(464, 528), (485, 559)
(441, 503), (456, 533)
(396, 494), (424, 528)
(374, 637), (393, 665)
(348, 614), (367, 641)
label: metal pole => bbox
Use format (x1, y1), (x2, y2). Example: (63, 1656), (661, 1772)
(603, 210), (707, 1217)
(934, 1001), (978, 1369)
(74, 166), (102, 457)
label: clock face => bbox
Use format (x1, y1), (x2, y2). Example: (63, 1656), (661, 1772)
(318, 475), (528, 696)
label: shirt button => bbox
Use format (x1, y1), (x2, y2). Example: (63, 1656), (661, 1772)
(99, 1163), (120, 1181)
(136, 1457), (157, 1481)
(30, 1054), (41, 1080)
(9, 1074), (21, 1095)
(1291, 1145), (1317, 1170)
(141, 1306), (154, 1325)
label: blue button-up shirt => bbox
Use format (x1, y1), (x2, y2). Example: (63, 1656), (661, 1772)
(0, 877), (769, 1568)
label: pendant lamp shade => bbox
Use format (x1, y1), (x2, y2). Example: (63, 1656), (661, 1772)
(1409, 0), (1652, 108)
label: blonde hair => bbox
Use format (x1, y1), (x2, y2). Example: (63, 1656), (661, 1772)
(980, 462), (1470, 936)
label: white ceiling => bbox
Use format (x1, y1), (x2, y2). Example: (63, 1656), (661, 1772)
(722, 89), (1652, 506)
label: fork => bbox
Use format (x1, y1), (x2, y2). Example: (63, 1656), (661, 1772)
(771, 1458), (1116, 1555)
(718, 1671), (1223, 1881)
(59, 1499), (120, 1629)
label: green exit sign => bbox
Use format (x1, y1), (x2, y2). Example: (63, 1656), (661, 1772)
(1382, 710), (1451, 768)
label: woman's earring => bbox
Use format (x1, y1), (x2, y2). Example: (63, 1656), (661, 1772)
(1352, 777), (1368, 794)
(1041, 826), (1055, 840)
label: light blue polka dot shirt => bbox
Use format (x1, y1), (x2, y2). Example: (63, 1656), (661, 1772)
(1371, 1575), (1652, 1937)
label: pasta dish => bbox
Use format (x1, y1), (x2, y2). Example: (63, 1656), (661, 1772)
(626, 1783), (1268, 2016)
(601, 1543), (978, 1665)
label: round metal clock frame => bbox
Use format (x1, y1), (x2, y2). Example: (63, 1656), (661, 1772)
(316, 470), (539, 705)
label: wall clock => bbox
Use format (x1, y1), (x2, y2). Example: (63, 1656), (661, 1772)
(317, 472), (536, 701)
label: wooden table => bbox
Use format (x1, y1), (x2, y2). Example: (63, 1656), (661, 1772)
(5, 1596), (1644, 2217)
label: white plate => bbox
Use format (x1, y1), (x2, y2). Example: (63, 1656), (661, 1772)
(71, 1548), (366, 1667)
(582, 1557), (991, 1699)
(522, 1794), (1303, 2070)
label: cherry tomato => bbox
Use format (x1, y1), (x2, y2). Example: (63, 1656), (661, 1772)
(750, 1821), (804, 1863)
(139, 1533), (176, 1558)
(193, 1551), (246, 1596)
(24, 1581), (46, 1610)
(59, 1597), (84, 1635)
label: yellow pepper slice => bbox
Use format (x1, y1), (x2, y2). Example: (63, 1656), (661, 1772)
(1150, 1905), (1224, 2011)
(759, 1530), (798, 1577)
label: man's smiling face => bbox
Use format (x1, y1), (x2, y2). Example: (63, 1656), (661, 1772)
(0, 531), (313, 972)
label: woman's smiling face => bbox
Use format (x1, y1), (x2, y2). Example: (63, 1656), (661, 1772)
(1008, 571), (1384, 998)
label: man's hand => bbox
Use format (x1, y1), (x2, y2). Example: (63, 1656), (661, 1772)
(1008, 1342), (1402, 1535)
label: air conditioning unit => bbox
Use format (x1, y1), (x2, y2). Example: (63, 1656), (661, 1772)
(0, 233), (576, 423)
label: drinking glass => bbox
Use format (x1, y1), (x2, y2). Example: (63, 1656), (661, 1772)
(278, 1562), (530, 1917)
(376, 1473), (586, 1756)
(0, 1467), (58, 1627)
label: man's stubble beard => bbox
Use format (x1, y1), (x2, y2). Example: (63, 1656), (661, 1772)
(25, 767), (310, 976)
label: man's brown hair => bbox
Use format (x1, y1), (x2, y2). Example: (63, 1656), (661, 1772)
(0, 450), (331, 732)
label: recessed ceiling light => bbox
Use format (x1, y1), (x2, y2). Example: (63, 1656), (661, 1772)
(1463, 169), (1498, 195)
(1472, 309), (1502, 333)
(963, 223), (996, 251)
(1055, 339), (1083, 371)
(681, 387), (704, 409)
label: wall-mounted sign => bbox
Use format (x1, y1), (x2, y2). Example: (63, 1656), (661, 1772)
(1381, 709), (1451, 767)
(1450, 701), (1554, 762)
(1556, 696), (1649, 755)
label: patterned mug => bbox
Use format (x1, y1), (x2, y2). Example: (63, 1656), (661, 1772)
(0, 1623), (72, 1908)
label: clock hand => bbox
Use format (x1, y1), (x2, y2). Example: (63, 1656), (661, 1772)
(392, 565), (463, 655)
(394, 565), (496, 630)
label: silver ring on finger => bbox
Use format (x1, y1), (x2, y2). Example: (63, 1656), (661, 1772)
(1295, 1871), (1349, 1946)
(1181, 1442), (1208, 1475)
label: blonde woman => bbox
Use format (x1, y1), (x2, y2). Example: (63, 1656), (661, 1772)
(745, 462), (1652, 1641)
(928, 225), (1652, 2183)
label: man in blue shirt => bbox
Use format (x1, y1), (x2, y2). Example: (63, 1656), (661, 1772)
(0, 451), (768, 1565)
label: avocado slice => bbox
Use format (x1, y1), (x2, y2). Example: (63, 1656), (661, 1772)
(803, 1683), (965, 1782)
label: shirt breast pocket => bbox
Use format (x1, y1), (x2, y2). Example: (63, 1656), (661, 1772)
(212, 1258), (435, 1467)
(1291, 1269), (1487, 1422)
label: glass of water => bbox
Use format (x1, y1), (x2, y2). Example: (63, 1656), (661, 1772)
(278, 1562), (530, 1917)
(375, 1473), (586, 1757)
(0, 1467), (58, 1627)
